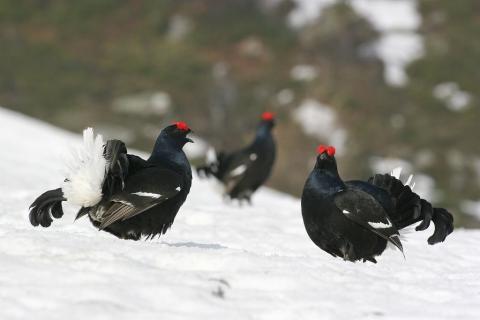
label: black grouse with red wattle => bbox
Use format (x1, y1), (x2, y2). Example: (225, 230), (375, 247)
(301, 145), (454, 263)
(197, 112), (276, 203)
(29, 122), (193, 240)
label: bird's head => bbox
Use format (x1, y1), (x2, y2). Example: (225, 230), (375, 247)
(315, 145), (338, 172)
(259, 112), (276, 130)
(160, 121), (194, 148)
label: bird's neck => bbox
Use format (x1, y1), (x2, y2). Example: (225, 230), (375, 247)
(148, 137), (191, 175)
(252, 123), (273, 147)
(255, 123), (271, 138)
(311, 168), (345, 193)
(316, 168), (341, 180)
(314, 159), (342, 181)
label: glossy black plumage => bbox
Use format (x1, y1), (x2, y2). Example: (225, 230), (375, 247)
(29, 123), (193, 240)
(301, 148), (454, 263)
(197, 115), (276, 202)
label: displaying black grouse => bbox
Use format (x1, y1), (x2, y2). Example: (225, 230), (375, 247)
(197, 112), (276, 202)
(301, 145), (454, 263)
(29, 122), (193, 240)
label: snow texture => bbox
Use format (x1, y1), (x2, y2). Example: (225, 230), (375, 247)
(0, 107), (479, 319)
(183, 134), (210, 160)
(290, 64), (318, 82)
(113, 91), (171, 116)
(292, 99), (347, 156)
(433, 82), (472, 112)
(461, 200), (480, 221)
(288, 0), (337, 27)
(290, 0), (424, 86)
(352, 0), (424, 86)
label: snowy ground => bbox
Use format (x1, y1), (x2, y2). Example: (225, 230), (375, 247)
(0, 107), (479, 320)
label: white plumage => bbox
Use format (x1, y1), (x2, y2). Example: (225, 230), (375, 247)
(132, 192), (162, 199)
(368, 220), (393, 229)
(62, 128), (107, 207)
(229, 165), (247, 178)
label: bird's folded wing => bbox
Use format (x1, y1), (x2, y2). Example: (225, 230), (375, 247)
(334, 188), (403, 252)
(98, 168), (184, 229)
(223, 152), (256, 192)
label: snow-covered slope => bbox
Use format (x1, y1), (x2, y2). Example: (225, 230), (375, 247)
(0, 107), (479, 320)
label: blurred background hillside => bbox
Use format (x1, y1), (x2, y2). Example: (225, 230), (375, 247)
(1, 0), (479, 226)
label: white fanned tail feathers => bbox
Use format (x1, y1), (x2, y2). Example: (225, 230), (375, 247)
(61, 128), (107, 207)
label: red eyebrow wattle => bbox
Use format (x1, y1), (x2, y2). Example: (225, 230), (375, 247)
(317, 145), (327, 154)
(261, 112), (275, 121)
(174, 121), (190, 131)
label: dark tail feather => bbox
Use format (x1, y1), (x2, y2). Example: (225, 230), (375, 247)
(75, 207), (91, 221)
(369, 173), (454, 245)
(428, 208), (454, 245)
(196, 164), (215, 178)
(197, 153), (220, 179)
(29, 188), (66, 227)
(369, 173), (421, 228)
(197, 151), (226, 179)
(102, 139), (129, 196)
(389, 235), (405, 258)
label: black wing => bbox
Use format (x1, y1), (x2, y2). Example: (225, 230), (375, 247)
(334, 188), (403, 253)
(221, 151), (258, 194)
(98, 168), (184, 229)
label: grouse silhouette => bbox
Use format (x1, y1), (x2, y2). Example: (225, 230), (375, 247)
(29, 122), (193, 240)
(301, 145), (454, 263)
(197, 112), (276, 203)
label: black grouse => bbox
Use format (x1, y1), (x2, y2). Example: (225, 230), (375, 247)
(29, 122), (193, 240)
(301, 145), (454, 263)
(197, 112), (276, 202)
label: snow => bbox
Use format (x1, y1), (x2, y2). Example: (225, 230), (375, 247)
(113, 91), (171, 116)
(461, 200), (480, 221)
(167, 15), (193, 42)
(183, 134), (210, 160)
(288, 0), (337, 28)
(290, 64), (318, 82)
(1, 107), (480, 319)
(349, 0), (421, 31)
(373, 32), (424, 86)
(292, 99), (347, 155)
(350, 0), (424, 86)
(276, 88), (295, 106)
(433, 82), (472, 112)
(290, 0), (424, 86)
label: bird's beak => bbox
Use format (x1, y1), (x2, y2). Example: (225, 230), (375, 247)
(319, 152), (328, 160)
